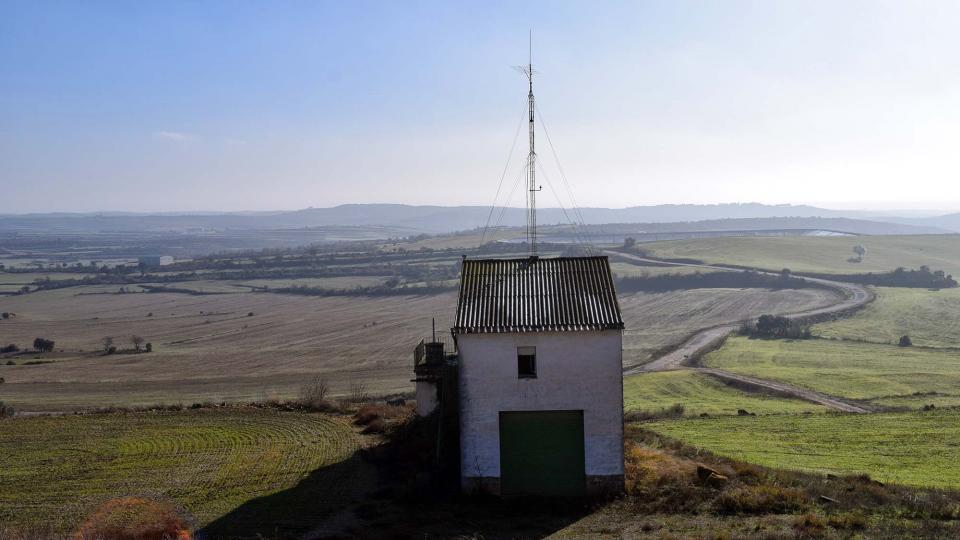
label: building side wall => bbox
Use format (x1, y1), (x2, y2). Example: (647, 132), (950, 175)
(415, 379), (438, 416)
(457, 330), (624, 492)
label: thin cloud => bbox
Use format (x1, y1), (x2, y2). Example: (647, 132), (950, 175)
(153, 131), (196, 141)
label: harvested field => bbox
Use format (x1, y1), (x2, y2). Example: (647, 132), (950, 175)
(0, 409), (361, 536)
(0, 282), (836, 410)
(619, 287), (838, 368)
(0, 287), (456, 410)
(609, 261), (718, 278)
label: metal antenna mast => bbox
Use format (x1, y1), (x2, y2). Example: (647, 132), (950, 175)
(515, 31), (540, 255)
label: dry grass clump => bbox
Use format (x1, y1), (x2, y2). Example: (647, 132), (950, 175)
(624, 403), (685, 422)
(74, 497), (191, 540)
(713, 484), (809, 515)
(354, 402), (412, 434)
(624, 443), (697, 492)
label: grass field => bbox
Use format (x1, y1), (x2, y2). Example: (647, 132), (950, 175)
(0, 409), (361, 536)
(642, 234), (960, 275)
(704, 337), (960, 409)
(648, 409), (960, 489)
(623, 370), (827, 415)
(815, 287), (960, 347)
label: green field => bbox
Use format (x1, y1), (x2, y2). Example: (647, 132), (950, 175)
(643, 234), (960, 275)
(623, 370), (826, 415)
(815, 287), (960, 347)
(0, 272), (98, 292)
(704, 337), (960, 408)
(648, 409), (960, 489)
(0, 409), (361, 535)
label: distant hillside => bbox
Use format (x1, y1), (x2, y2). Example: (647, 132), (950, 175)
(0, 203), (950, 235)
(890, 213), (960, 234)
(570, 217), (947, 236)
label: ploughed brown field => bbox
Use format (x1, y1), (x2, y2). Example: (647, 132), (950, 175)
(0, 284), (837, 411)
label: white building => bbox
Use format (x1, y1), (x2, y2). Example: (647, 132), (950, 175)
(138, 255), (174, 267)
(450, 255), (625, 497)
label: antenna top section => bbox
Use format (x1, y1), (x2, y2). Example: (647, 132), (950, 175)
(513, 30), (536, 89)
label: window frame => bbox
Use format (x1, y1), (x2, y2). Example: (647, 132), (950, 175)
(517, 346), (537, 379)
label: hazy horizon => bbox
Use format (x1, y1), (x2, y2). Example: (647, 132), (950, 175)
(0, 200), (956, 219)
(5, 1), (960, 213)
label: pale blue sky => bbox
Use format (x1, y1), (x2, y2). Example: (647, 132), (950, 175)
(3, 1), (960, 213)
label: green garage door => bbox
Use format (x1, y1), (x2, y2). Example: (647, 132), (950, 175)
(499, 410), (585, 496)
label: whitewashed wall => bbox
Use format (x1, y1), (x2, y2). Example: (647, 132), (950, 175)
(415, 379), (438, 416)
(457, 330), (624, 483)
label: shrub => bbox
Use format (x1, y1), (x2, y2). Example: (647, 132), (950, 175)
(747, 315), (811, 340)
(74, 496), (191, 540)
(0, 343), (18, 353)
(298, 376), (337, 412)
(899, 335), (913, 347)
(107, 346), (117, 355)
(347, 382), (369, 403)
(0, 401), (14, 418)
(145, 342), (153, 353)
(5, 360), (14, 366)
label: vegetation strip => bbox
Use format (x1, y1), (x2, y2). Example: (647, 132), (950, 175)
(647, 409), (960, 490)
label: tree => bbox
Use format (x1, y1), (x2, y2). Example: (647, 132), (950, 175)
(33, 338), (55, 353)
(624, 237), (637, 250)
(101, 337), (114, 353)
(131, 335), (145, 352)
(853, 244), (866, 261)
(899, 335), (913, 347)
(780, 268), (792, 280)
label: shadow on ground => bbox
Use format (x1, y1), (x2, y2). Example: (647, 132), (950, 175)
(200, 449), (594, 539)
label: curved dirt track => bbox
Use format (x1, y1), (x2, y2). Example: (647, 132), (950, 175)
(608, 250), (874, 413)
(695, 367), (870, 413)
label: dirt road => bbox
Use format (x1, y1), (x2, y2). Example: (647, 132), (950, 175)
(696, 367), (871, 413)
(609, 250), (875, 412)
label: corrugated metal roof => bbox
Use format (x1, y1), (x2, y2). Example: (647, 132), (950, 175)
(453, 256), (624, 334)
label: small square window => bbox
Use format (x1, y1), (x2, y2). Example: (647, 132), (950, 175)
(517, 346), (536, 378)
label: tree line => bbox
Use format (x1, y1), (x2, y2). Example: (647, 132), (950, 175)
(615, 269), (817, 293)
